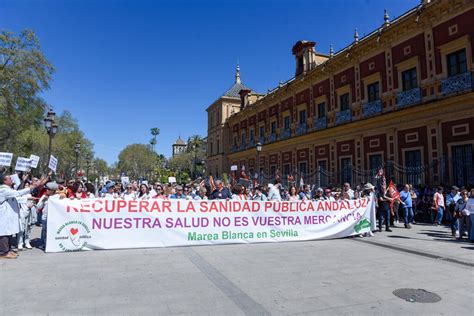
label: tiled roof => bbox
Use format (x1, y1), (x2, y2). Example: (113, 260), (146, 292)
(222, 82), (255, 98)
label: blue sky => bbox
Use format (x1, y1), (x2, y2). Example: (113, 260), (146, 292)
(0, 0), (418, 164)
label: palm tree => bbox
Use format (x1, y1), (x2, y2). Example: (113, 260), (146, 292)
(187, 135), (204, 178)
(150, 128), (160, 152)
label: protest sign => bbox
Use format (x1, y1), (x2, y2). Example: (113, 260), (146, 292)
(168, 177), (176, 183)
(15, 157), (32, 172)
(11, 173), (21, 189)
(45, 197), (376, 252)
(0, 152), (13, 167)
(230, 165), (238, 171)
(48, 155), (58, 172)
(121, 176), (130, 187)
(29, 155), (40, 168)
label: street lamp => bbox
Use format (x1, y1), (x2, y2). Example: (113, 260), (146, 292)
(256, 142), (262, 184)
(74, 141), (81, 179)
(43, 108), (58, 170)
(85, 155), (92, 180)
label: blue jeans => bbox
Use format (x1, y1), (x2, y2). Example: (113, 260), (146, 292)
(435, 206), (444, 225)
(470, 214), (474, 241)
(403, 207), (414, 225)
(41, 219), (47, 247)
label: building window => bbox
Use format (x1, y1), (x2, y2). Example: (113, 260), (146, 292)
(340, 93), (350, 111)
(233, 136), (237, 146)
(452, 144), (474, 187)
(404, 150), (422, 185)
(367, 82), (379, 102)
(317, 102), (326, 118)
(298, 162), (307, 174)
(271, 121), (277, 134)
(250, 130), (255, 142)
(299, 110), (306, 125)
(283, 164), (290, 177)
(368, 154), (382, 175)
(318, 160), (328, 187)
(259, 126), (265, 138)
(447, 49), (467, 77)
(241, 132), (246, 145)
(283, 116), (290, 130)
(216, 139), (220, 154)
(340, 158), (352, 184)
(270, 165), (277, 176)
(402, 68), (417, 91)
(210, 142), (213, 155)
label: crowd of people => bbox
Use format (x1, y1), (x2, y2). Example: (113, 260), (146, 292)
(1, 170), (474, 259)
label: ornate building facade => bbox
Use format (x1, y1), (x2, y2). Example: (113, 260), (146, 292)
(172, 136), (187, 157)
(206, 0), (474, 187)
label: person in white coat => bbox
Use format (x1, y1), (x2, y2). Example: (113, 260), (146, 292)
(0, 174), (45, 259)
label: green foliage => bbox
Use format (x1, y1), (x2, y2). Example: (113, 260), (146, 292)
(0, 29), (55, 149)
(168, 135), (206, 180)
(117, 144), (157, 180)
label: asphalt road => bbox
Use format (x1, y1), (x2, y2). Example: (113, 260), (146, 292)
(1, 223), (472, 315)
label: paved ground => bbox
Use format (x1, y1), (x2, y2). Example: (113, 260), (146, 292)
(1, 223), (473, 315)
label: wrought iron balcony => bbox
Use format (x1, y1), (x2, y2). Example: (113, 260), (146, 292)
(314, 116), (327, 130)
(279, 128), (291, 140)
(296, 123), (307, 135)
(231, 145), (238, 153)
(335, 109), (352, 125)
(441, 72), (472, 96)
(397, 87), (421, 108)
(362, 99), (382, 118)
(239, 142), (247, 151)
(268, 133), (277, 143)
(247, 139), (255, 149)
(258, 137), (265, 145)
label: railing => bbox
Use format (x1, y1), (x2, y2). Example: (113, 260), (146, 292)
(335, 109), (352, 125)
(258, 137), (265, 145)
(247, 139), (255, 149)
(441, 72), (472, 96)
(279, 128), (291, 140)
(397, 87), (421, 108)
(268, 133), (277, 143)
(362, 99), (382, 118)
(231, 145), (238, 153)
(296, 123), (307, 135)
(239, 142), (247, 151)
(314, 116), (327, 130)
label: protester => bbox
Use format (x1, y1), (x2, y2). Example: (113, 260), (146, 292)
(299, 185), (312, 200)
(468, 189), (474, 243)
(209, 180), (232, 200)
(138, 183), (150, 199)
(446, 186), (460, 236)
(455, 190), (470, 240)
(377, 184), (392, 232)
(16, 181), (36, 250)
(400, 184), (413, 229)
(194, 187), (208, 200)
(267, 179), (282, 201)
(102, 181), (117, 198)
(36, 182), (60, 249)
(288, 186), (300, 201)
(232, 184), (247, 200)
(69, 181), (87, 199)
(433, 186), (445, 226)
(251, 186), (267, 201)
(0, 173), (46, 258)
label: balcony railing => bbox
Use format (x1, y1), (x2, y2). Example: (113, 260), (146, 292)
(279, 128), (291, 140)
(258, 137), (265, 145)
(231, 145), (238, 153)
(441, 72), (473, 96)
(335, 109), (352, 125)
(268, 133), (277, 143)
(239, 142), (247, 151)
(397, 87), (421, 108)
(314, 116), (327, 130)
(362, 99), (382, 118)
(296, 123), (307, 135)
(247, 139), (255, 149)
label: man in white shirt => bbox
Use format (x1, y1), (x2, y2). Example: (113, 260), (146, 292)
(267, 180), (282, 201)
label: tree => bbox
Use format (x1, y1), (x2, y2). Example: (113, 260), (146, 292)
(150, 127), (160, 152)
(117, 144), (157, 180)
(168, 135), (207, 180)
(0, 29), (55, 149)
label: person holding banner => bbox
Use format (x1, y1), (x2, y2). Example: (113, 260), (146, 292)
(0, 174), (46, 259)
(209, 180), (232, 200)
(36, 182), (60, 249)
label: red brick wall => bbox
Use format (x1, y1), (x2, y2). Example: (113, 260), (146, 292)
(334, 67), (356, 103)
(392, 33), (427, 87)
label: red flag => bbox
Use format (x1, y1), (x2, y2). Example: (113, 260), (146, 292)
(388, 180), (400, 209)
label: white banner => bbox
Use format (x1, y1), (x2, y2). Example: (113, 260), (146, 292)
(29, 155), (40, 168)
(48, 155), (58, 172)
(46, 197), (376, 252)
(15, 157), (32, 172)
(0, 152), (13, 167)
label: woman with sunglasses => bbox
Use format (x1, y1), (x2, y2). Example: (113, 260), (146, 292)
(152, 185), (167, 199)
(122, 184), (137, 200)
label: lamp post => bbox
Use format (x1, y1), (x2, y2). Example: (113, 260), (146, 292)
(43, 109), (58, 171)
(74, 141), (81, 179)
(85, 155), (92, 180)
(256, 142), (262, 184)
